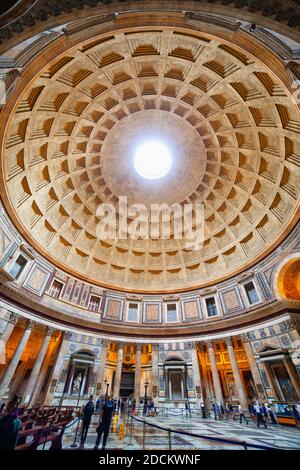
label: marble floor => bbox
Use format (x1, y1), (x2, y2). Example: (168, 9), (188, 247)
(60, 413), (300, 451)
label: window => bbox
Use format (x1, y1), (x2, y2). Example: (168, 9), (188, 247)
(88, 295), (101, 312)
(205, 297), (218, 317)
(127, 303), (139, 322)
(49, 280), (63, 299)
(244, 281), (259, 305)
(166, 304), (177, 322)
(9, 255), (28, 279)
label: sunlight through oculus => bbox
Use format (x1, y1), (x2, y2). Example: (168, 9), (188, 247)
(133, 141), (172, 179)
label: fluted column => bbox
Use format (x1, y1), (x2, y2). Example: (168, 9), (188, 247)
(189, 342), (202, 406)
(152, 344), (159, 405)
(283, 355), (300, 400)
(112, 343), (124, 399)
(21, 327), (55, 405)
(225, 337), (248, 409)
(240, 333), (265, 400)
(0, 319), (35, 400)
(134, 344), (142, 404)
(44, 330), (72, 406)
(97, 339), (109, 396)
(207, 340), (223, 403)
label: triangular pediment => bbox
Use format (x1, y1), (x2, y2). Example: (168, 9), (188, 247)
(237, 271), (254, 283)
(20, 244), (36, 259)
(256, 343), (281, 354)
(200, 287), (217, 297)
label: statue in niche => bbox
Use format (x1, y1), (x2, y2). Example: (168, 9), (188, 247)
(72, 371), (83, 395)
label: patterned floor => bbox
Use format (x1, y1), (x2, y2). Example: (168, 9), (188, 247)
(61, 413), (300, 451)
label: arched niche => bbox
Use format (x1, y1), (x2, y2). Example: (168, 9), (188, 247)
(277, 257), (300, 300)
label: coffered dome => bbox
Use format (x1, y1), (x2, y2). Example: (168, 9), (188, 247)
(1, 28), (300, 292)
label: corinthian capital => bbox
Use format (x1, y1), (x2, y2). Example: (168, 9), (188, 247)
(46, 326), (56, 336)
(9, 312), (20, 325)
(225, 337), (233, 347)
(239, 333), (250, 343)
(63, 331), (73, 341)
(27, 319), (37, 330)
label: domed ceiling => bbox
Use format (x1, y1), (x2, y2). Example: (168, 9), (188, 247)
(1, 28), (300, 292)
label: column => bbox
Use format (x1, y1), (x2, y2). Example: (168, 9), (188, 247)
(283, 355), (300, 400)
(0, 313), (19, 378)
(207, 340), (223, 403)
(96, 339), (108, 396)
(21, 326), (55, 405)
(240, 333), (265, 400)
(134, 344), (142, 404)
(152, 344), (159, 406)
(31, 331), (61, 406)
(225, 337), (248, 409)
(189, 342), (202, 406)
(198, 344), (211, 407)
(112, 342), (124, 399)
(0, 319), (35, 400)
(43, 330), (72, 406)
(0, 312), (20, 345)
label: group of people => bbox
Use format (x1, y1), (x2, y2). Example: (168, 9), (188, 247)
(81, 394), (155, 449)
(208, 400), (277, 427)
(80, 394), (115, 450)
(249, 401), (277, 428)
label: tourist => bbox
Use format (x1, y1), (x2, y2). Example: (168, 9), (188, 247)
(185, 401), (191, 417)
(95, 396), (101, 413)
(266, 403), (277, 425)
(113, 398), (117, 414)
(94, 396), (114, 450)
(200, 401), (206, 418)
(148, 399), (155, 416)
(131, 398), (136, 414)
(117, 397), (122, 413)
(254, 402), (267, 428)
(238, 403), (248, 424)
(0, 396), (21, 449)
(212, 402), (220, 420)
(80, 395), (95, 446)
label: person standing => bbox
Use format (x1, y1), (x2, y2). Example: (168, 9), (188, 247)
(117, 397), (122, 413)
(80, 395), (95, 446)
(95, 396), (101, 413)
(212, 402), (217, 420)
(200, 401), (207, 419)
(254, 402), (267, 428)
(131, 398), (136, 414)
(94, 396), (114, 450)
(238, 403), (248, 425)
(266, 404), (277, 425)
(0, 396), (21, 449)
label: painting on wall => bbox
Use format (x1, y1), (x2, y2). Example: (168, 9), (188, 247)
(225, 372), (237, 399)
(273, 364), (299, 402)
(242, 370), (257, 398)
